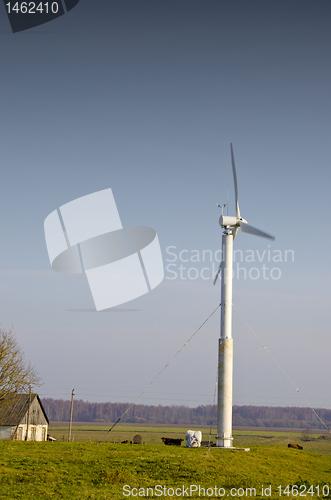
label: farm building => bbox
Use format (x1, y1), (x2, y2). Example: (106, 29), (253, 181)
(0, 393), (49, 441)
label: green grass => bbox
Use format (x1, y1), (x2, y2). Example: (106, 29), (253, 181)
(49, 422), (331, 455)
(0, 427), (330, 499)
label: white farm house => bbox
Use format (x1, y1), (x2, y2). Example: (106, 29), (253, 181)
(0, 393), (49, 441)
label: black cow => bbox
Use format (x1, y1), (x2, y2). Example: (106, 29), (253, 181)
(161, 437), (183, 446)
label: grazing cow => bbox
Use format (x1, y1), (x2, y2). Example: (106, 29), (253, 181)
(288, 443), (303, 450)
(161, 437), (184, 446)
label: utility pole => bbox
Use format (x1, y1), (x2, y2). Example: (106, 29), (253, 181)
(25, 385), (31, 441)
(68, 389), (74, 442)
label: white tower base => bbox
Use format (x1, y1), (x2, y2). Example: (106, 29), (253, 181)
(216, 337), (233, 447)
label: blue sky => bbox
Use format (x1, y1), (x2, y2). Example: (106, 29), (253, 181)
(0, 0), (330, 411)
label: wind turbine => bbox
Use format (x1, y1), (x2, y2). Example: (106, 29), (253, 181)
(215, 144), (275, 448)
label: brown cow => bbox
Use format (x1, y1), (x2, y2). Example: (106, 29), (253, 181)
(288, 443), (303, 450)
(161, 437), (183, 446)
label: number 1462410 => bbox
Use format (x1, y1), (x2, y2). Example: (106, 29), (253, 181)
(6, 2), (60, 14)
(277, 485), (330, 497)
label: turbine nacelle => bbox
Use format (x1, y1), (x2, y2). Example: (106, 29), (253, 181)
(219, 215), (247, 228)
(219, 214), (274, 240)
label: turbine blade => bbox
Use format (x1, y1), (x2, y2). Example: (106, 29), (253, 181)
(231, 143), (240, 219)
(239, 221), (275, 240)
(232, 226), (239, 240)
(213, 262), (222, 285)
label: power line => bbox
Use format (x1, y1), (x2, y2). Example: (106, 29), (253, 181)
(97, 303), (221, 444)
(233, 303), (330, 433)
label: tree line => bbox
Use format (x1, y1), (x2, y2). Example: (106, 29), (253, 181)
(1, 326), (328, 430)
(41, 398), (331, 429)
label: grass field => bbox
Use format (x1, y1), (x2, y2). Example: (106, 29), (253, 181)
(48, 422), (331, 455)
(0, 425), (330, 499)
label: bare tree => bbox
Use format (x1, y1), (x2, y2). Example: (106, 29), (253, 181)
(301, 428), (311, 442)
(0, 327), (42, 402)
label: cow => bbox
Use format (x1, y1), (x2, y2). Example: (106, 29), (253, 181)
(288, 443), (303, 450)
(161, 437), (184, 446)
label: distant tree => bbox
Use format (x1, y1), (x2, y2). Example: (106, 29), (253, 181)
(301, 428), (311, 442)
(0, 327), (42, 402)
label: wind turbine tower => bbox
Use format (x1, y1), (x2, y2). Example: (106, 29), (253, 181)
(216, 144), (275, 448)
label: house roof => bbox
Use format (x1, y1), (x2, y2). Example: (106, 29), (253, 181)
(0, 393), (49, 426)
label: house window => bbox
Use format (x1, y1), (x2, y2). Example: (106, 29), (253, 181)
(18, 428), (23, 441)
